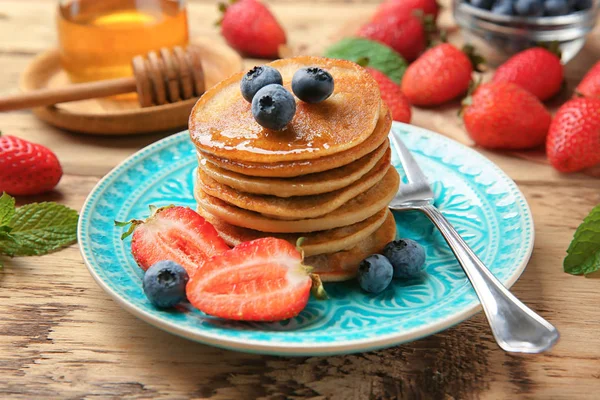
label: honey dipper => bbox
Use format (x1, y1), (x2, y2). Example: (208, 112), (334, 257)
(0, 46), (205, 111)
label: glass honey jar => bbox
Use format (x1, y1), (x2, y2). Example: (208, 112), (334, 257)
(57, 0), (189, 83)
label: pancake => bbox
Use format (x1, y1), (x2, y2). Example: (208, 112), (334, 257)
(196, 150), (390, 219)
(199, 106), (392, 178)
(197, 142), (390, 198)
(196, 207), (388, 257)
(189, 56), (381, 163)
(306, 210), (397, 282)
(194, 167), (400, 233)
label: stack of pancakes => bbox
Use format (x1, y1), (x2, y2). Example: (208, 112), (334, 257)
(189, 56), (399, 281)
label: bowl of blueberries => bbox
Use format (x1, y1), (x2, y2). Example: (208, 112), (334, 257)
(453, 0), (599, 65)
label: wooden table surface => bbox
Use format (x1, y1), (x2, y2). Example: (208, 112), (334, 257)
(1, 0), (600, 398)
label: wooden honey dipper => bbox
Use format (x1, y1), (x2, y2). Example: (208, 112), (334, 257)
(0, 46), (205, 111)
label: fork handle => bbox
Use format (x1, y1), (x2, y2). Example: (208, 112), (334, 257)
(419, 204), (559, 353)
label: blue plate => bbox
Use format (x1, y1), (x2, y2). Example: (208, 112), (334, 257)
(78, 122), (534, 356)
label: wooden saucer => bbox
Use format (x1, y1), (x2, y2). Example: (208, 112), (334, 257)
(19, 37), (243, 135)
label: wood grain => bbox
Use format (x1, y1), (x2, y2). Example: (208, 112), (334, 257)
(1, 1), (600, 399)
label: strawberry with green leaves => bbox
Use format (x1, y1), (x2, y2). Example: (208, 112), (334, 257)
(546, 97), (600, 173)
(116, 206), (230, 277)
(187, 237), (326, 322)
(401, 43), (483, 106)
(492, 47), (564, 101)
(358, 13), (426, 62)
(0, 134), (62, 196)
(218, 0), (286, 59)
(462, 82), (551, 149)
(576, 61), (600, 98)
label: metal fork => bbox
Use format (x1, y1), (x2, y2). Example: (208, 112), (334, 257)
(388, 132), (560, 354)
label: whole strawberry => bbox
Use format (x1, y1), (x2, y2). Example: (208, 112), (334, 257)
(0, 135), (62, 196)
(372, 0), (440, 23)
(463, 82), (551, 149)
(493, 47), (563, 101)
(547, 97), (600, 173)
(401, 43), (480, 106)
(367, 67), (411, 123)
(358, 14), (426, 62)
(219, 0), (286, 58)
(576, 61), (600, 98)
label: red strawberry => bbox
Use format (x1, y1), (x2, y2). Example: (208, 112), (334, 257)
(0, 134), (62, 196)
(367, 67), (412, 123)
(117, 206), (230, 277)
(358, 14), (426, 62)
(546, 97), (600, 173)
(187, 238), (322, 322)
(492, 47), (563, 101)
(218, 0), (286, 59)
(462, 82), (551, 149)
(372, 0), (440, 23)
(401, 43), (480, 106)
(576, 61), (600, 98)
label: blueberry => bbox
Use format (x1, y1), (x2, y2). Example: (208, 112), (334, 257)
(491, 0), (515, 15)
(382, 239), (426, 280)
(291, 67), (334, 104)
(545, 0), (569, 15)
(143, 260), (189, 309)
(251, 84), (296, 131)
(470, 0), (494, 10)
(574, 0), (592, 10)
(357, 255), (393, 294)
(240, 66), (283, 103)
(514, 0), (544, 16)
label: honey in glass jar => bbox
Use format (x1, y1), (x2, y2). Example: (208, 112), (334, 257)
(57, 0), (189, 83)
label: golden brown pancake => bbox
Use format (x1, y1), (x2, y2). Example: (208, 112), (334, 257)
(306, 210), (397, 282)
(196, 207), (388, 257)
(196, 151), (390, 220)
(197, 144), (390, 198)
(189, 56), (381, 163)
(199, 106), (392, 178)
(194, 168), (400, 233)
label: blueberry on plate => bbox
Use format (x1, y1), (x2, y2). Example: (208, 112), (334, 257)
(545, 0), (570, 15)
(143, 260), (189, 309)
(470, 0), (494, 10)
(240, 66), (283, 103)
(514, 0), (545, 16)
(491, 0), (515, 15)
(291, 67), (334, 104)
(357, 254), (394, 294)
(252, 84), (296, 131)
(382, 239), (426, 280)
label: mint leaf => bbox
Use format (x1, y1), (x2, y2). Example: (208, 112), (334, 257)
(564, 204), (600, 277)
(324, 37), (408, 83)
(1, 202), (78, 257)
(0, 192), (15, 227)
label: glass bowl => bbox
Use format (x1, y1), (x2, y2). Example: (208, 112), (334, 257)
(453, 0), (599, 66)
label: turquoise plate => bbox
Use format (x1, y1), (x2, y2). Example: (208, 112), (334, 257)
(78, 122), (534, 356)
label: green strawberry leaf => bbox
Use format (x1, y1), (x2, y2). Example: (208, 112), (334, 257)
(564, 204), (600, 277)
(0, 192), (15, 227)
(324, 37), (408, 84)
(1, 202), (78, 257)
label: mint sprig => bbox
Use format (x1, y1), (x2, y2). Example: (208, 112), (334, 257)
(324, 37), (408, 83)
(0, 193), (78, 268)
(564, 204), (600, 277)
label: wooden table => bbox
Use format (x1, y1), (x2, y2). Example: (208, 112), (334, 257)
(1, 1), (600, 398)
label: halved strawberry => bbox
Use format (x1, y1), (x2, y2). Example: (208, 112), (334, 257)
(116, 206), (230, 276)
(187, 237), (325, 322)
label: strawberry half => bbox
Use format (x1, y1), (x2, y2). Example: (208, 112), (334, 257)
(187, 238), (325, 322)
(116, 206), (230, 277)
